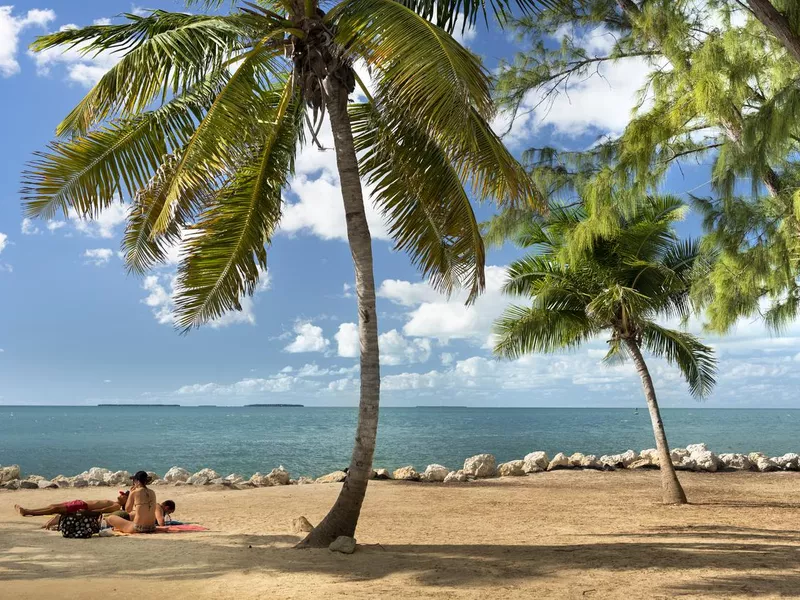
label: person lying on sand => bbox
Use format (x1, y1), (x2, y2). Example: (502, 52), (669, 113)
(15, 490), (130, 526)
(104, 471), (158, 534)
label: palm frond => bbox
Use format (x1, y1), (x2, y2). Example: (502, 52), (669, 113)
(173, 84), (303, 330)
(493, 304), (598, 358)
(331, 0), (492, 142)
(396, 0), (566, 32)
(30, 11), (265, 137)
(151, 48), (286, 234)
(21, 74), (224, 220)
(350, 102), (485, 302)
(642, 323), (717, 399)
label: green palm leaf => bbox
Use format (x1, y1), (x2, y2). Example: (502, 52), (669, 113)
(173, 85), (304, 330)
(493, 305), (597, 357)
(21, 74), (224, 220)
(642, 323), (717, 399)
(350, 102), (486, 302)
(31, 11), (263, 137)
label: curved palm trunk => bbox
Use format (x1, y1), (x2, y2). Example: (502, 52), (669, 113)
(299, 74), (381, 547)
(625, 340), (688, 505)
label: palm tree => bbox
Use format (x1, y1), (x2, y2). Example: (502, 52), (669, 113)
(493, 197), (717, 505)
(21, 0), (552, 546)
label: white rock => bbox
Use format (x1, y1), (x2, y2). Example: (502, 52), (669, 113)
(670, 448), (690, 464)
(292, 516), (314, 533)
(164, 467), (191, 483)
(756, 457), (779, 472)
(691, 451), (720, 472)
(547, 452), (570, 471)
(19, 480), (39, 489)
(329, 536), (356, 554)
(568, 453), (585, 467)
(748, 452), (767, 464)
(2, 479), (20, 490)
(392, 466), (420, 481)
(296, 477), (314, 485)
(37, 479), (58, 489)
(463, 454), (496, 478)
(53, 478), (72, 488)
(73, 479), (89, 488)
(88, 467), (111, 481)
(104, 470), (131, 485)
(372, 468), (392, 480)
(774, 453), (799, 470)
(601, 450), (639, 468)
(523, 452), (549, 472)
(639, 449), (660, 463)
(266, 466), (291, 486)
(718, 453), (752, 470)
(315, 470), (347, 484)
(26, 475), (45, 483)
(579, 455), (602, 469)
(498, 460), (526, 477)
(146, 471), (159, 483)
(627, 458), (655, 470)
(0, 465), (21, 483)
(443, 470), (468, 483)
(421, 464), (449, 482)
(151, 479), (168, 486)
(248, 472), (271, 486)
(686, 443), (709, 454)
(223, 473), (244, 485)
(187, 468), (219, 485)
(88, 479), (108, 487)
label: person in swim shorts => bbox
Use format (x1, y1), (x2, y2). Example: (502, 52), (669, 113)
(15, 490), (129, 518)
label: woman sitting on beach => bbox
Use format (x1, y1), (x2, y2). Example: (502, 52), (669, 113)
(105, 471), (158, 534)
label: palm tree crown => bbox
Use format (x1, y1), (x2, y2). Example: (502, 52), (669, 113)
(22, 1), (542, 329)
(494, 197), (717, 399)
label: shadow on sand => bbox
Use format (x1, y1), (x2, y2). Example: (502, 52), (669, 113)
(2, 523), (799, 596)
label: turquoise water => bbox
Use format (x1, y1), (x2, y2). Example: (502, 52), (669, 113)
(1, 407), (799, 479)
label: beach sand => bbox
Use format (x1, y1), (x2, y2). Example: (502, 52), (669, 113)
(2, 470), (800, 599)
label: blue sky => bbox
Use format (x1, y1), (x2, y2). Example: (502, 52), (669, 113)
(1, 1), (798, 407)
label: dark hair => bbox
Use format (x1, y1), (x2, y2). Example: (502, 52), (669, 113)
(132, 471), (149, 485)
(162, 500), (176, 512)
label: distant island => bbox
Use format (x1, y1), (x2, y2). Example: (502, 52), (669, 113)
(416, 406), (467, 408)
(97, 404), (180, 407)
(245, 404), (304, 407)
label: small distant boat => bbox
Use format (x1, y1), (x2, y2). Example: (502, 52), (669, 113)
(634, 408), (639, 415)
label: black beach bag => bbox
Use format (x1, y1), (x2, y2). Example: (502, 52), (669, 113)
(60, 512), (101, 539)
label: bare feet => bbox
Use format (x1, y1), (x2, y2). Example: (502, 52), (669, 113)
(14, 505), (29, 517)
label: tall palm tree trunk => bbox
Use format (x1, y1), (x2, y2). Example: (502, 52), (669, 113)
(299, 73), (381, 548)
(625, 340), (688, 505)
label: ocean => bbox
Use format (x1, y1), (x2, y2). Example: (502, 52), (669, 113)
(1, 406), (798, 479)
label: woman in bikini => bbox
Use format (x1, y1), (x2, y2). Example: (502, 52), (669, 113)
(105, 471), (158, 534)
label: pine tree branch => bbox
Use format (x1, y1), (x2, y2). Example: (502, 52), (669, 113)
(746, 0), (800, 64)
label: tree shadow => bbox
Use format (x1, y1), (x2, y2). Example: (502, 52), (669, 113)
(3, 524), (800, 596)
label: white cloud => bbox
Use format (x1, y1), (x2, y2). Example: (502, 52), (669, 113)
(452, 13), (477, 46)
(379, 265), (510, 345)
(0, 6), (55, 77)
(284, 322), (330, 353)
(21, 218), (39, 235)
(72, 203), (129, 238)
(494, 25), (656, 144)
(141, 268), (270, 328)
(279, 119), (390, 242)
(47, 220), (66, 232)
(335, 322), (359, 358)
(28, 19), (121, 87)
(176, 375), (313, 396)
(83, 248), (114, 266)
(0, 232), (7, 254)
(440, 352), (455, 366)
(379, 329), (432, 365)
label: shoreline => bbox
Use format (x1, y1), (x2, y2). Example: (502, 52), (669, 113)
(2, 443), (798, 491)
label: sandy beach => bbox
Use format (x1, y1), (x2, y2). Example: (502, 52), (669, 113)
(2, 471), (800, 599)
